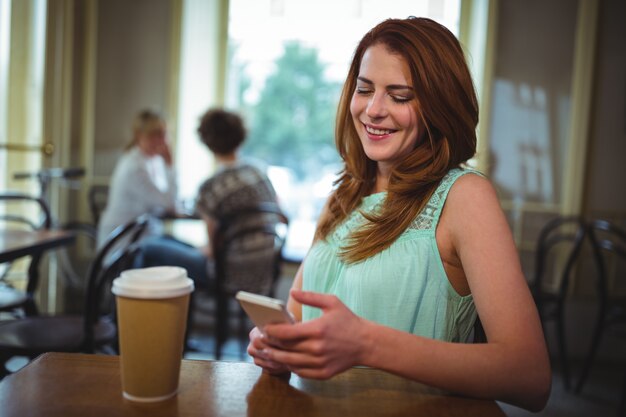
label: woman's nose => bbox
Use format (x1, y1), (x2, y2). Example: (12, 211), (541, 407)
(366, 94), (387, 119)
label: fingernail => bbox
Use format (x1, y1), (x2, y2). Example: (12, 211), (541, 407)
(257, 349), (268, 359)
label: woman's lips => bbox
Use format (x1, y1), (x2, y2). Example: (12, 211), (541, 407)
(364, 124), (395, 141)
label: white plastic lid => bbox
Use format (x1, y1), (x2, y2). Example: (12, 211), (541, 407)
(111, 266), (194, 299)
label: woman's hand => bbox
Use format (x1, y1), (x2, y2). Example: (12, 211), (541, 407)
(261, 289), (371, 380)
(247, 326), (291, 375)
(156, 141), (173, 165)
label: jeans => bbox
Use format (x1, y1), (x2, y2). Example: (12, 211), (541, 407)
(133, 235), (212, 290)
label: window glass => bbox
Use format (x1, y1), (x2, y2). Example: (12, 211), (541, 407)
(488, 0), (577, 206)
(0, 0), (47, 191)
(487, 0), (578, 280)
(0, 0), (11, 187)
(225, 0), (460, 258)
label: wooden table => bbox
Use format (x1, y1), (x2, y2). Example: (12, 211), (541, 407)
(0, 229), (76, 264)
(0, 352), (505, 417)
(0, 229), (76, 314)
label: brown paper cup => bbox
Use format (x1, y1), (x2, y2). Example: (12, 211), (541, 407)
(112, 266), (194, 403)
(116, 294), (189, 402)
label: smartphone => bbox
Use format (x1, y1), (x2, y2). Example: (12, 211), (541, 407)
(236, 291), (295, 329)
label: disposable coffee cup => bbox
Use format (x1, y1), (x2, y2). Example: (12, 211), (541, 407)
(112, 266), (194, 402)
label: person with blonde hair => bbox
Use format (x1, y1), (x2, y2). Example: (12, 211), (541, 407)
(97, 109), (177, 246)
(247, 17), (551, 412)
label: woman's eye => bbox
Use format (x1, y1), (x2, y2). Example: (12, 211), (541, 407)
(355, 87), (372, 95)
(391, 95), (413, 103)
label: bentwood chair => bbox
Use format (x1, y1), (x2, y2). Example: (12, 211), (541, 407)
(530, 215), (587, 391)
(0, 192), (53, 317)
(575, 219), (626, 415)
(88, 184), (109, 226)
(0, 215), (149, 376)
(211, 202), (289, 360)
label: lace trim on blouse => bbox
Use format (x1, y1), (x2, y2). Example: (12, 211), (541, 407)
(329, 168), (468, 242)
(408, 169), (463, 231)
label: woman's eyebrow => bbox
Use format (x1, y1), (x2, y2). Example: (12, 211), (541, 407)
(356, 76), (413, 91)
(387, 84), (414, 92)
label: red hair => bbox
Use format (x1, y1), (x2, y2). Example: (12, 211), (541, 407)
(316, 17), (478, 263)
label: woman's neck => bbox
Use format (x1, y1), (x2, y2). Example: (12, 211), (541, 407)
(215, 152), (238, 167)
(374, 165), (390, 193)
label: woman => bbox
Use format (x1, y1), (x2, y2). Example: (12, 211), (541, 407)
(97, 110), (177, 247)
(247, 17), (551, 412)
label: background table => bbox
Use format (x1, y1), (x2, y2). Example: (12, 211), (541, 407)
(0, 229), (75, 263)
(0, 229), (76, 313)
(0, 352), (505, 417)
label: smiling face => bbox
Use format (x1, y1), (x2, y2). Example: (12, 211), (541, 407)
(349, 43), (421, 178)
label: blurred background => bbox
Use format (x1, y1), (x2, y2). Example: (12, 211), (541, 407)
(0, 0), (624, 414)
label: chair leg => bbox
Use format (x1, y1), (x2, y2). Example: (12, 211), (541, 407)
(617, 372), (626, 417)
(556, 308), (571, 391)
(575, 311), (606, 394)
(215, 295), (229, 361)
(23, 298), (38, 317)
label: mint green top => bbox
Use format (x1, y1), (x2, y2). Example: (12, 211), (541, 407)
(302, 168), (478, 342)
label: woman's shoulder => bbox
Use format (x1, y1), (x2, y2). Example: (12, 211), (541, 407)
(437, 171), (507, 257)
(445, 171), (501, 220)
(448, 170), (494, 197)
(109, 150), (140, 180)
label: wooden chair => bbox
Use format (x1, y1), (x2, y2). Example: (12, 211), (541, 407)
(211, 202), (289, 360)
(530, 215), (587, 391)
(0, 192), (52, 317)
(0, 215), (150, 376)
(575, 220), (626, 416)
(472, 316), (487, 344)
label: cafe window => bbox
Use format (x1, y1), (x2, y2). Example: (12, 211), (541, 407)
(0, 0), (47, 192)
(0, 0), (11, 188)
(223, 0), (461, 258)
(174, 0), (461, 256)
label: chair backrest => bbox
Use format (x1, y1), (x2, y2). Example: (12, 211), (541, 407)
(0, 192), (52, 230)
(82, 214), (150, 351)
(531, 216), (586, 302)
(213, 202), (289, 296)
(473, 315), (487, 343)
(88, 184), (109, 225)
(587, 219), (626, 304)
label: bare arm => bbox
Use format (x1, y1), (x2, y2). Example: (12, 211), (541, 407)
(263, 176), (551, 411)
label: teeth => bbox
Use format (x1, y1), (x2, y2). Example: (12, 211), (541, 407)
(365, 125), (392, 135)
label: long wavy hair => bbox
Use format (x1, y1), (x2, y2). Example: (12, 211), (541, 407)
(315, 17), (479, 264)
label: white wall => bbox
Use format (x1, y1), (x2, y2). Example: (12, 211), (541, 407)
(92, 0), (173, 178)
